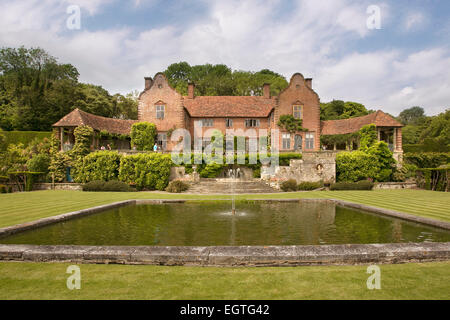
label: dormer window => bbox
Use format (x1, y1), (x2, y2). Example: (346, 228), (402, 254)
(293, 105), (303, 119)
(156, 105), (165, 119)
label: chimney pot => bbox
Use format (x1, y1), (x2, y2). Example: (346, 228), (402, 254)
(263, 83), (271, 99)
(188, 82), (195, 99)
(144, 77), (153, 90)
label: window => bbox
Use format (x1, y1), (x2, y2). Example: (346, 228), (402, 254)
(293, 105), (302, 119)
(245, 119), (260, 128)
(305, 132), (314, 149)
(195, 119), (214, 127)
(156, 105), (165, 119)
(282, 133), (291, 150)
(226, 118), (233, 128)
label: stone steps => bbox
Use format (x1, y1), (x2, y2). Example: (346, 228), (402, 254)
(187, 179), (279, 194)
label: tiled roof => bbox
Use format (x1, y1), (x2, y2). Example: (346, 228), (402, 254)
(183, 96), (275, 118)
(321, 110), (403, 135)
(53, 109), (137, 135)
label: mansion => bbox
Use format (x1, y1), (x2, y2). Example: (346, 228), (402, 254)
(53, 73), (403, 158)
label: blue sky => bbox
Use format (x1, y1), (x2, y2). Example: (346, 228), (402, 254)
(1, 0), (449, 115)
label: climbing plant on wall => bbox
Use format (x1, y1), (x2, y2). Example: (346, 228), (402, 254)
(277, 115), (307, 133)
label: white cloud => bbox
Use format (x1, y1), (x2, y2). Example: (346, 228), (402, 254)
(0, 0), (448, 116)
(403, 11), (427, 31)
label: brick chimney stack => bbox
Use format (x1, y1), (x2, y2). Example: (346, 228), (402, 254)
(144, 77), (153, 90)
(263, 83), (271, 99)
(305, 78), (312, 89)
(188, 82), (195, 99)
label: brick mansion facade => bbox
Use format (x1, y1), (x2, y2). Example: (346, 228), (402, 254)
(54, 72), (403, 157)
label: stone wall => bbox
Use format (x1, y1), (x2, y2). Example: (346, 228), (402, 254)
(32, 183), (83, 191)
(262, 151), (336, 189)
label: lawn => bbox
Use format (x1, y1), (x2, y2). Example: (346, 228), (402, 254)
(0, 189), (449, 300)
(0, 189), (449, 228)
(0, 261), (449, 300)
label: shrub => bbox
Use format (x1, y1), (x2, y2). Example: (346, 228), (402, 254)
(166, 180), (189, 193)
(330, 180), (374, 191)
(82, 180), (133, 192)
(336, 151), (379, 182)
(75, 151), (121, 183)
(297, 181), (323, 191)
(26, 153), (51, 175)
(336, 141), (395, 182)
(199, 162), (224, 178)
(119, 153), (172, 191)
(49, 151), (72, 182)
(280, 179), (298, 192)
(404, 152), (450, 168)
(0, 184), (6, 193)
(0, 131), (51, 151)
(130, 122), (157, 151)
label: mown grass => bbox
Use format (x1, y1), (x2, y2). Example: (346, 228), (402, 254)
(0, 261), (448, 300)
(0, 189), (449, 228)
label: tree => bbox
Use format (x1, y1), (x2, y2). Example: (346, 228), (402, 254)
(321, 100), (370, 120)
(163, 62), (288, 97)
(398, 106), (425, 125)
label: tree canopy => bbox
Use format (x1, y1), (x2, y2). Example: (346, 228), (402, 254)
(0, 46), (138, 131)
(164, 62), (289, 97)
(320, 100), (373, 121)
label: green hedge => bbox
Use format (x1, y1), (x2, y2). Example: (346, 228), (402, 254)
(1, 131), (51, 150)
(130, 122), (157, 151)
(416, 168), (449, 192)
(119, 153), (172, 191)
(330, 180), (375, 191)
(336, 142), (395, 182)
(404, 152), (450, 168)
(75, 151), (122, 183)
(82, 180), (134, 192)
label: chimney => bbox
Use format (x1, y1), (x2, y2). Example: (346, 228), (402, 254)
(263, 83), (271, 99)
(305, 78), (312, 89)
(188, 82), (195, 99)
(144, 77), (153, 90)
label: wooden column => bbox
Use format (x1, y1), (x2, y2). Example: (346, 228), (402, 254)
(60, 127), (64, 151)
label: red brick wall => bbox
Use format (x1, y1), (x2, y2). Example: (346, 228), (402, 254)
(275, 73), (321, 151)
(138, 73), (185, 132)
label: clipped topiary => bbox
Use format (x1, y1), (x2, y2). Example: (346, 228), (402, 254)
(165, 180), (189, 193)
(280, 179), (298, 192)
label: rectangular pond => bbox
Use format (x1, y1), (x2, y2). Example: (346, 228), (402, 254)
(1, 201), (449, 246)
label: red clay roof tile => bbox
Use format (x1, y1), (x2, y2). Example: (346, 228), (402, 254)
(321, 110), (403, 135)
(183, 96), (275, 118)
(53, 109), (137, 135)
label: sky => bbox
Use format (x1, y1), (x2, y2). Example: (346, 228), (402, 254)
(0, 0), (449, 116)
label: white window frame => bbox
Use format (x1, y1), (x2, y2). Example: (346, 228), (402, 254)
(156, 105), (165, 119)
(293, 105), (302, 119)
(282, 133), (291, 150)
(305, 132), (314, 149)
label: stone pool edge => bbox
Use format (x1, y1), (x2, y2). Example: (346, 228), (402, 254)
(0, 198), (449, 266)
(0, 242), (449, 266)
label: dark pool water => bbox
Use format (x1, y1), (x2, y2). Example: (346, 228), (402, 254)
(1, 201), (449, 246)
